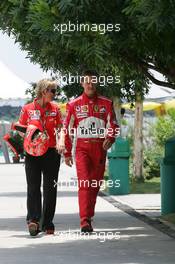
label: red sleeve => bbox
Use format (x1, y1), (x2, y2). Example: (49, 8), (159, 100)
(106, 101), (120, 143)
(18, 106), (28, 125)
(63, 102), (74, 158)
(56, 105), (63, 127)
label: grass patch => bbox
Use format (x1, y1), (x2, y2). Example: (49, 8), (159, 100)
(160, 213), (175, 225)
(130, 177), (160, 194)
(104, 173), (160, 194)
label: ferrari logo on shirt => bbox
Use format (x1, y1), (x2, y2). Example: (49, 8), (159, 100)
(94, 105), (99, 112)
(81, 105), (88, 112)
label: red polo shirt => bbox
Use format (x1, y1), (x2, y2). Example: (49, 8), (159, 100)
(18, 99), (62, 148)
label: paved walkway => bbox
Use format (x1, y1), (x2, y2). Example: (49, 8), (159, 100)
(111, 194), (161, 218)
(0, 162), (175, 264)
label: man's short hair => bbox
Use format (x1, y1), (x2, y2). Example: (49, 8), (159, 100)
(81, 70), (99, 84)
(81, 69), (98, 78)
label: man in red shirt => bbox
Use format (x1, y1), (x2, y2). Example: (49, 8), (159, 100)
(64, 70), (119, 233)
(18, 79), (64, 236)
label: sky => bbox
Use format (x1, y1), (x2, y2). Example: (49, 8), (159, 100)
(0, 30), (169, 99)
(0, 30), (50, 98)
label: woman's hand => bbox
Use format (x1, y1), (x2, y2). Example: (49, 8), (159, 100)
(65, 157), (73, 167)
(56, 143), (65, 154)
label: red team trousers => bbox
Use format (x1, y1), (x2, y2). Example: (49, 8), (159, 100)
(75, 139), (106, 219)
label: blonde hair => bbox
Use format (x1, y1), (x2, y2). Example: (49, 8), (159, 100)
(35, 79), (57, 98)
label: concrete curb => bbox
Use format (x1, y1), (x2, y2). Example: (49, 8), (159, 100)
(100, 191), (175, 239)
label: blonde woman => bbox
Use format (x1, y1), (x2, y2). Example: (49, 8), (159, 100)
(18, 79), (65, 236)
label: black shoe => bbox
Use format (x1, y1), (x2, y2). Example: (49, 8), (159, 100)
(81, 225), (93, 233)
(81, 218), (93, 233)
(28, 221), (40, 237)
(45, 229), (55, 235)
(42, 223), (55, 235)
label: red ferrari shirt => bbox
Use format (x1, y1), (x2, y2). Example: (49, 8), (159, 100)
(64, 92), (119, 157)
(18, 99), (62, 148)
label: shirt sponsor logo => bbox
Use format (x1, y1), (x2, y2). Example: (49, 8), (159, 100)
(75, 106), (81, 112)
(77, 117), (106, 138)
(76, 112), (88, 118)
(48, 111), (57, 117)
(28, 110), (41, 120)
(81, 105), (88, 112)
(92, 105), (106, 113)
(99, 106), (106, 113)
(94, 105), (99, 112)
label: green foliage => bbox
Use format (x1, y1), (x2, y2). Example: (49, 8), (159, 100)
(1, 0), (175, 99)
(130, 176), (160, 194)
(143, 109), (175, 179)
(123, 0), (175, 85)
(153, 112), (175, 147)
(143, 147), (163, 180)
(160, 213), (175, 225)
(166, 108), (175, 123)
(25, 82), (37, 102)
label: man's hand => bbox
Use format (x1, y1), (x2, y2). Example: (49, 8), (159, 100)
(55, 127), (66, 154)
(56, 143), (65, 154)
(65, 156), (73, 167)
(103, 138), (113, 151)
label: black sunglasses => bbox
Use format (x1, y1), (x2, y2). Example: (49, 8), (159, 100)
(47, 88), (57, 94)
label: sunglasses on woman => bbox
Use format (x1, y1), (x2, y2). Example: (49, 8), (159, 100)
(47, 88), (57, 94)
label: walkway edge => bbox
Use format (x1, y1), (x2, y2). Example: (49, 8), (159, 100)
(99, 191), (175, 239)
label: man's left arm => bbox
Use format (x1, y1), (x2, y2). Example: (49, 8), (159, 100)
(103, 101), (120, 150)
(55, 105), (65, 154)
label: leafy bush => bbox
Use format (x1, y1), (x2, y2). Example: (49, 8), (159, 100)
(143, 147), (163, 179)
(143, 109), (175, 179)
(153, 116), (175, 147)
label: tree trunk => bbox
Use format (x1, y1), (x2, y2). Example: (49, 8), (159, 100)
(133, 95), (144, 182)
